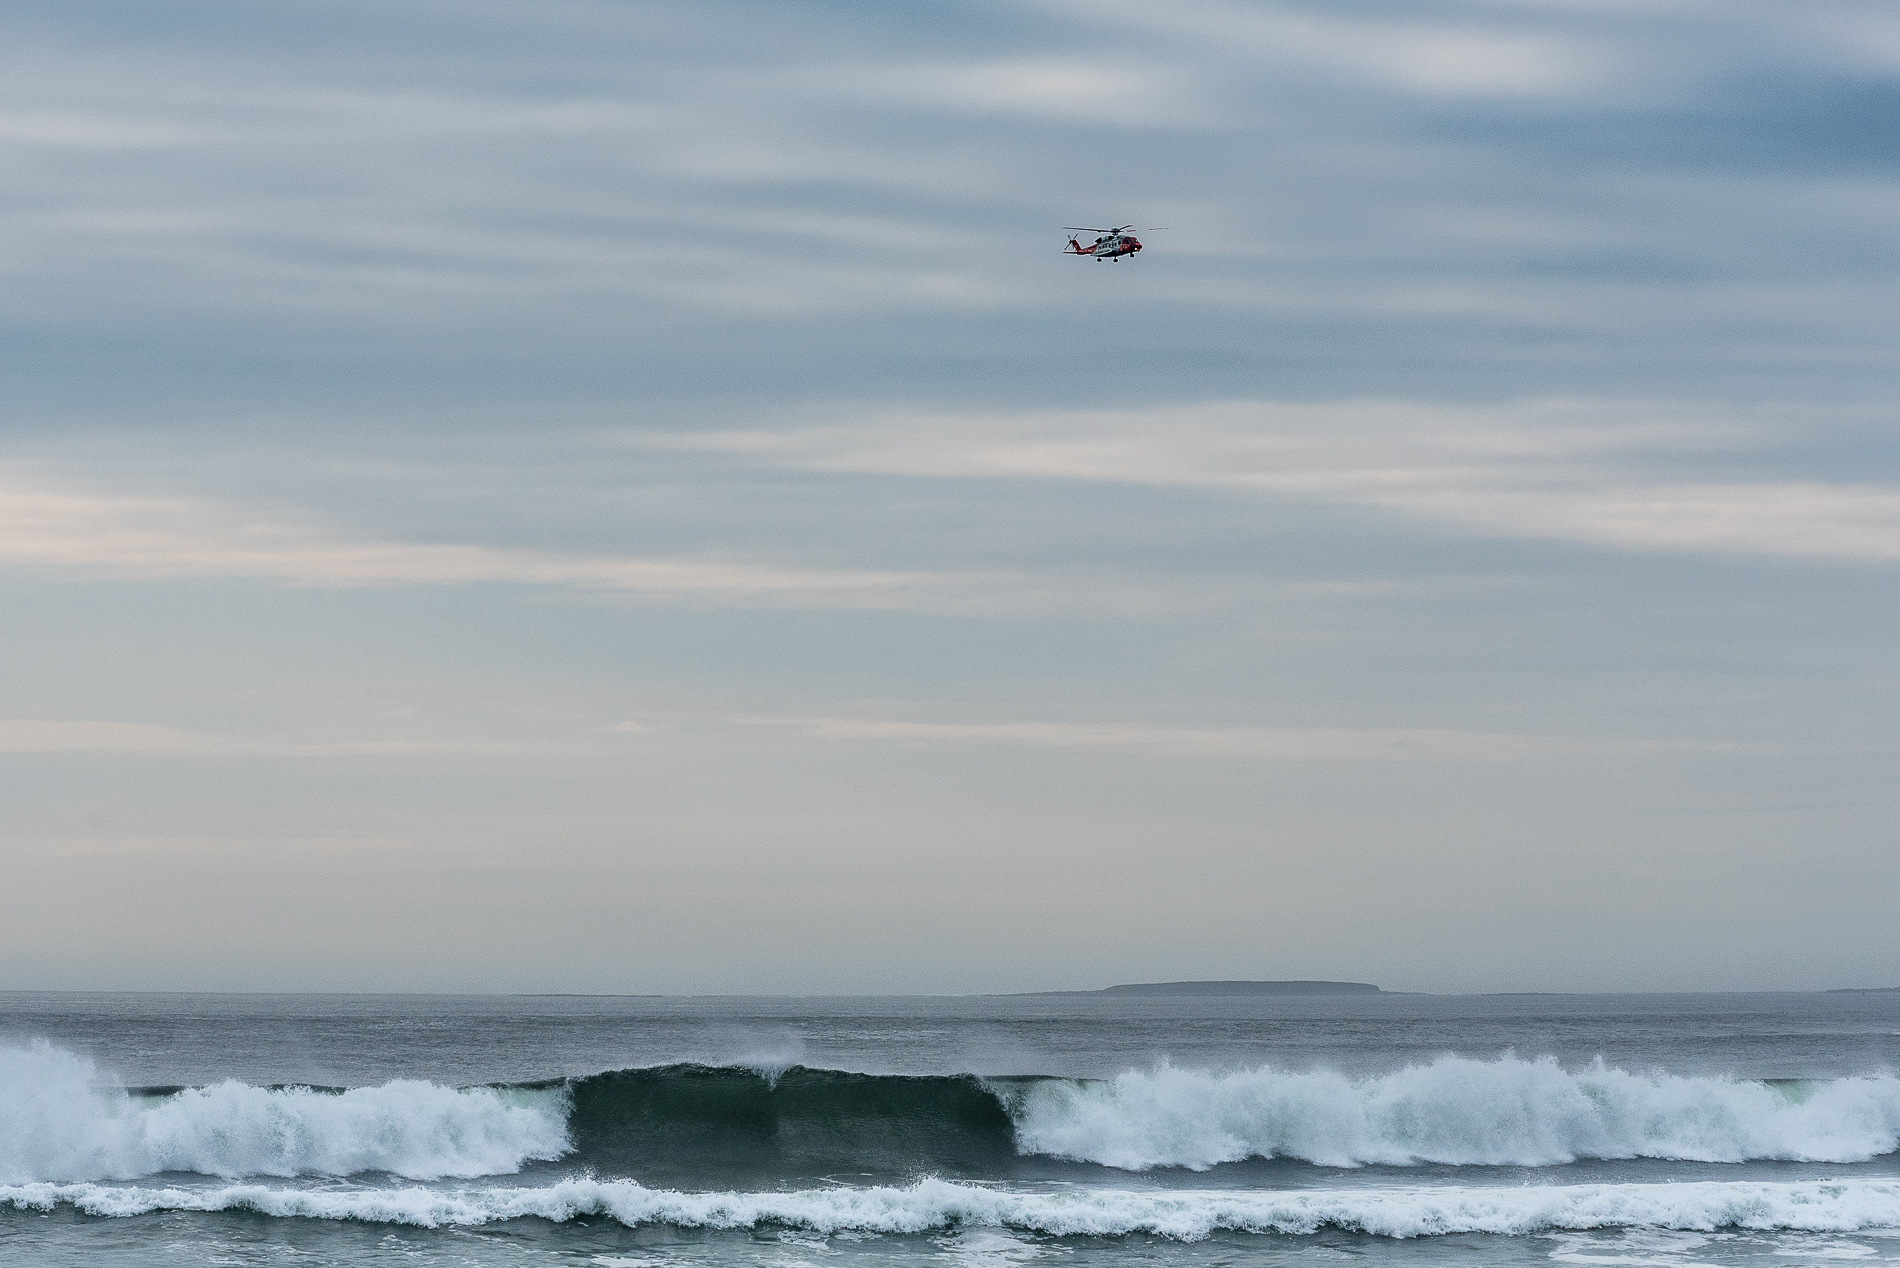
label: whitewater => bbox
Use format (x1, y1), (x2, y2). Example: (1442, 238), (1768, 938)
(0, 1041), (569, 1183)
(1012, 1059), (1900, 1169)
(6, 1042), (1899, 1185)
(2, 990), (1896, 1267)
(8, 1175), (1900, 1238)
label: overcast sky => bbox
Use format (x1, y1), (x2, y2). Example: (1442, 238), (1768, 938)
(3, 0), (1897, 994)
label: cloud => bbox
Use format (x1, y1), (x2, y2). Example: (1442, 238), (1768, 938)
(5, 0), (1893, 352)
(14, 711), (1768, 764)
(0, 720), (234, 754)
(0, 718), (567, 757)
(0, 470), (1238, 615)
(0, 109), (211, 149)
(632, 398), (1900, 562)
(794, 59), (1216, 127)
(0, 93), (667, 153)
(1027, 0), (1611, 97)
(671, 713), (1778, 761)
(0, 476), (956, 605)
(8, 834), (419, 859)
(0, 60), (1033, 321)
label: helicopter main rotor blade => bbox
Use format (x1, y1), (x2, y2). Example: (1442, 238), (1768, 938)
(1062, 227), (1119, 233)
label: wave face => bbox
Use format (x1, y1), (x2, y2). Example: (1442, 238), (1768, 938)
(0, 1041), (569, 1183)
(1012, 1058), (1900, 1170)
(5, 1177), (1900, 1239)
(554, 1064), (1019, 1178)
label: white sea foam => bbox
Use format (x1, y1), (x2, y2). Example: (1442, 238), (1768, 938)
(8, 1039), (1899, 1186)
(1010, 1058), (1900, 1170)
(3, 1177), (1900, 1239)
(0, 1040), (570, 1183)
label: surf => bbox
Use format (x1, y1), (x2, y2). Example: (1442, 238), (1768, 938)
(7, 1176), (1900, 1239)
(4, 1040), (1897, 1185)
(1011, 1056), (1900, 1169)
(0, 1040), (568, 1183)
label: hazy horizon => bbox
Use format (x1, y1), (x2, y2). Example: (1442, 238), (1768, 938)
(3, 986), (1898, 997)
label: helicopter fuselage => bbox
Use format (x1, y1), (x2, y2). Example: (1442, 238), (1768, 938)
(1068, 234), (1142, 259)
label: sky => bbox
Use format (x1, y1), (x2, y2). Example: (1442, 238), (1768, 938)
(2, 0), (1897, 995)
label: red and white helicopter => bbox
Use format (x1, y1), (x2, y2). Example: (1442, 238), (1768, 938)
(1064, 225), (1164, 261)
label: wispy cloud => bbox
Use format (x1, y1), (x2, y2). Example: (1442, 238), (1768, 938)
(0, 476), (954, 607)
(15, 712), (1768, 763)
(0, 718), (557, 756)
(640, 712), (1779, 761)
(5, 0), (1893, 343)
(1027, 0), (1614, 97)
(0, 719), (233, 754)
(2, 466), (1317, 615)
(633, 399), (1900, 562)
(790, 59), (1218, 127)
(0, 109), (213, 148)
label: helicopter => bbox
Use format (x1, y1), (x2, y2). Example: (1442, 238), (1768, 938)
(1064, 225), (1164, 261)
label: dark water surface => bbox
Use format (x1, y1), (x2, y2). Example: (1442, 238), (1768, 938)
(7, 989), (1899, 1085)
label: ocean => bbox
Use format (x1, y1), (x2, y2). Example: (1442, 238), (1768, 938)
(2, 990), (1898, 1266)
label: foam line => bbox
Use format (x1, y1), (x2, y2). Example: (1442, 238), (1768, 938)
(5, 1177), (1900, 1239)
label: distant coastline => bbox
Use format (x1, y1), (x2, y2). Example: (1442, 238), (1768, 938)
(1012, 979), (1382, 997)
(1825, 986), (1900, 994)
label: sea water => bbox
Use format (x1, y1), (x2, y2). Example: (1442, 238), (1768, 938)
(1, 991), (1897, 1266)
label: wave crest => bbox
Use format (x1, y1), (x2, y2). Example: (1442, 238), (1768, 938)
(0, 1041), (570, 1183)
(1012, 1057), (1900, 1169)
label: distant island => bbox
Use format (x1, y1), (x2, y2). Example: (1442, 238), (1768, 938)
(1016, 979), (1381, 997)
(1826, 986), (1900, 993)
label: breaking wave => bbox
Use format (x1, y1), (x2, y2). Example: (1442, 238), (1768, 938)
(0, 1041), (568, 1183)
(549, 1062), (1018, 1175)
(5, 1177), (1900, 1238)
(1013, 1058), (1900, 1169)
(3, 1040), (1897, 1185)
